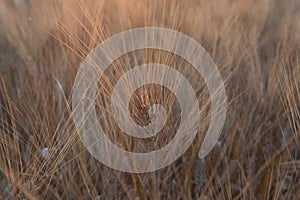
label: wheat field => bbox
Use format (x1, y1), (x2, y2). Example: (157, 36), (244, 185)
(0, 0), (299, 199)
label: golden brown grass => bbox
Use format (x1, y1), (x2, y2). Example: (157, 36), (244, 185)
(0, 0), (299, 199)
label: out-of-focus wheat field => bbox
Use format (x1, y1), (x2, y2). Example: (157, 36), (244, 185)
(0, 0), (299, 199)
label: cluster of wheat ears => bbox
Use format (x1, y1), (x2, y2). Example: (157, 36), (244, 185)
(0, 0), (299, 199)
